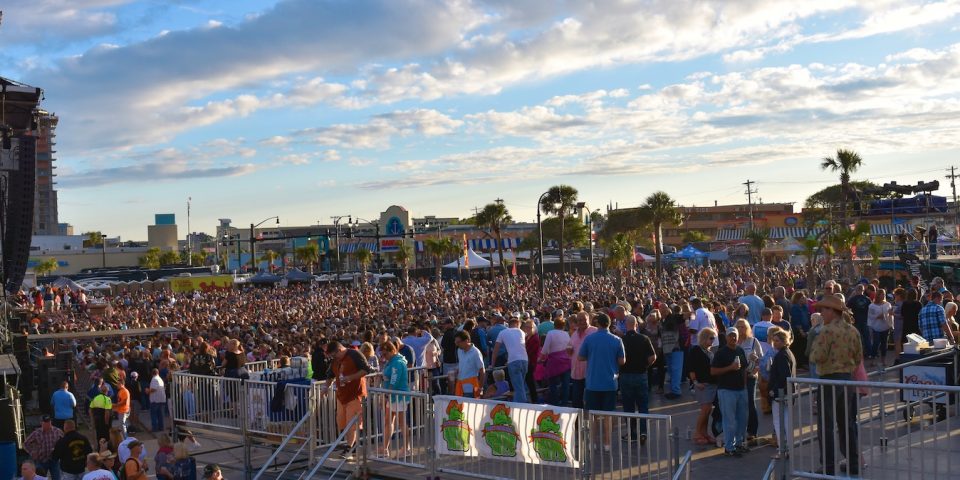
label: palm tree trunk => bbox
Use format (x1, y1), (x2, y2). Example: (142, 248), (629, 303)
(435, 257), (442, 286)
(559, 215), (566, 274)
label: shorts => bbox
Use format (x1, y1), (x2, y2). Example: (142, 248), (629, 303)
(584, 389), (617, 411)
(389, 401), (408, 413)
(694, 384), (718, 406)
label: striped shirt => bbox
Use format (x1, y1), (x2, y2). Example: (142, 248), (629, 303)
(24, 427), (63, 462)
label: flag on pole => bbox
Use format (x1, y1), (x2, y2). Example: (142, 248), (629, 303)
(463, 234), (470, 268)
(510, 248), (517, 276)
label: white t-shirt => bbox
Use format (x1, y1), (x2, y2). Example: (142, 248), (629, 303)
(118, 437), (148, 463)
(542, 329), (571, 356)
(690, 308), (719, 347)
(149, 375), (166, 404)
(81, 470), (113, 480)
(868, 302), (893, 332)
(495, 327), (529, 363)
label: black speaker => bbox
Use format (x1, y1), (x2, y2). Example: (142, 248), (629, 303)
(18, 362), (33, 402)
(12, 335), (27, 355)
(3, 135), (36, 292)
(56, 351), (72, 371)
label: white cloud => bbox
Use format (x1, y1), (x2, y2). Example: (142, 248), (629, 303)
(0, 0), (131, 45)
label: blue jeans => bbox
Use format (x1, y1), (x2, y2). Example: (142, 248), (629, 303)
(150, 402), (165, 432)
(548, 370), (570, 406)
(507, 360), (529, 403)
(855, 321), (872, 357)
(35, 459), (60, 480)
(571, 378), (586, 408)
(666, 350), (684, 395)
(620, 373), (650, 436)
(717, 388), (747, 451)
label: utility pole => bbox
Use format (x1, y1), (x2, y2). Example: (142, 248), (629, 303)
(743, 180), (757, 230)
(947, 166), (960, 233)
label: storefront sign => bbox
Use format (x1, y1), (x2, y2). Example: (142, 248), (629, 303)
(169, 275), (234, 293)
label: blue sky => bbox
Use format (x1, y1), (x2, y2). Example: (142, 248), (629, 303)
(2, 0), (960, 240)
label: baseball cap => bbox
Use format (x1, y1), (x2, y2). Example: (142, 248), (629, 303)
(203, 464), (221, 478)
(41, 415), (51, 422)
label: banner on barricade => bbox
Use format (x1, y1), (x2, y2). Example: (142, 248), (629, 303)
(434, 395), (579, 468)
(170, 275), (234, 293)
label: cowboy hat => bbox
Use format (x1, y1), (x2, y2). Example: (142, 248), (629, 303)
(813, 294), (848, 314)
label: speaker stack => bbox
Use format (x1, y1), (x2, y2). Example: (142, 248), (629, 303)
(2, 135), (36, 293)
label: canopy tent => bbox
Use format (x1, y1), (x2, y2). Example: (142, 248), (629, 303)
(443, 249), (492, 269)
(284, 268), (315, 283)
(675, 244), (707, 259)
(767, 237), (804, 254)
(634, 252), (655, 263)
(248, 272), (282, 284)
(51, 277), (85, 291)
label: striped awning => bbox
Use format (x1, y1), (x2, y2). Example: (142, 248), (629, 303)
(415, 238), (521, 252)
(870, 224), (896, 236)
(768, 227), (823, 239)
(339, 241), (376, 253)
(716, 229), (745, 241)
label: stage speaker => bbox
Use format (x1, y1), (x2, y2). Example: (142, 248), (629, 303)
(12, 336), (26, 355)
(56, 351), (72, 371)
(3, 135), (36, 292)
(17, 362), (32, 402)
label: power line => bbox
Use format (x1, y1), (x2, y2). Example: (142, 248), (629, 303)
(743, 179), (757, 230)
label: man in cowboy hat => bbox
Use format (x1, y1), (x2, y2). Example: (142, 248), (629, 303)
(810, 294), (863, 476)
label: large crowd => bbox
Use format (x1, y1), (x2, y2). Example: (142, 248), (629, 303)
(15, 262), (960, 479)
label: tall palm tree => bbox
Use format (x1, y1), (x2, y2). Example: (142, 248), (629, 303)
(746, 228), (771, 269)
(475, 202), (513, 274)
(259, 250), (279, 271)
(424, 237), (458, 285)
(639, 191), (682, 278)
(33, 258), (59, 278)
(606, 233), (633, 295)
(295, 244), (320, 273)
(355, 247), (373, 275)
(540, 185), (579, 274)
(832, 222), (871, 278)
(820, 149), (864, 226)
(392, 242), (414, 286)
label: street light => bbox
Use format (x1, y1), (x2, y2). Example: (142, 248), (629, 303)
(222, 234), (241, 273)
(249, 216), (279, 273)
(100, 232), (107, 269)
(352, 217), (382, 273)
(332, 215), (351, 279)
(537, 191), (550, 299)
(577, 202), (595, 280)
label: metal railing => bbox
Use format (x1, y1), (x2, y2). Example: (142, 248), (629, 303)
(587, 410), (677, 480)
(671, 451), (692, 480)
(785, 376), (960, 479)
(306, 415), (361, 480)
(361, 387), (433, 470)
(252, 412), (313, 480)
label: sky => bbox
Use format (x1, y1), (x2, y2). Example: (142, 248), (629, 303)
(2, 0), (960, 240)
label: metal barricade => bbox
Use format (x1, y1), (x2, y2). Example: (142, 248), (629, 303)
(171, 372), (245, 432)
(244, 378), (314, 439)
(362, 387), (433, 471)
(672, 451), (692, 480)
(786, 377), (960, 479)
(586, 410), (677, 480)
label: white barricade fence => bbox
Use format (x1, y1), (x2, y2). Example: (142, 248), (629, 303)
(587, 410), (677, 480)
(362, 387), (433, 469)
(432, 394), (584, 480)
(172, 372), (246, 432)
(786, 376), (960, 479)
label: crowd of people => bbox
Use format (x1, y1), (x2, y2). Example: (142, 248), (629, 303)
(16, 261), (960, 478)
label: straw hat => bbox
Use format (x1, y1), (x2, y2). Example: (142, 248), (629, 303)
(813, 294), (848, 314)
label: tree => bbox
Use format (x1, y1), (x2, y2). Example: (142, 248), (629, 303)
(539, 216), (589, 248)
(821, 149), (864, 278)
(867, 240), (885, 276)
(540, 185), (579, 274)
(682, 230), (710, 244)
(190, 252), (207, 267)
(159, 250), (181, 266)
(639, 191), (682, 279)
(606, 233), (633, 295)
(33, 258), (59, 278)
(355, 247), (373, 275)
(475, 202), (513, 274)
(392, 242), (414, 286)
(295, 244), (320, 273)
(259, 250), (279, 271)
(424, 237), (458, 285)
(746, 228), (771, 269)
(832, 222), (871, 278)
(83, 231), (104, 248)
(139, 247), (162, 269)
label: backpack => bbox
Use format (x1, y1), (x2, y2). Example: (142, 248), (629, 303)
(120, 458), (138, 480)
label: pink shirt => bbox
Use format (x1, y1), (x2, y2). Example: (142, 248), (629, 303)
(568, 326), (598, 380)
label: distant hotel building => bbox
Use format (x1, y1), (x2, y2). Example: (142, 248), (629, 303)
(33, 110), (59, 235)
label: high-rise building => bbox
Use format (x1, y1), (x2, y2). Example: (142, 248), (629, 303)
(33, 110), (59, 235)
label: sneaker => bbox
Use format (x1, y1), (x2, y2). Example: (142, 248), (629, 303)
(724, 450), (742, 458)
(664, 393), (681, 400)
(735, 445), (750, 454)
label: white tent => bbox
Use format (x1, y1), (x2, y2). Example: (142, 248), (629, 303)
(443, 249), (492, 269)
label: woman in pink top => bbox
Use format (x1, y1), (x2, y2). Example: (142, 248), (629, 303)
(567, 312), (598, 408)
(539, 317), (571, 406)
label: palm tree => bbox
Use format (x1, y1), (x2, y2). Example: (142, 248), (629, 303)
(392, 242), (414, 286)
(355, 248), (373, 275)
(475, 202), (513, 274)
(746, 228), (771, 269)
(85, 231), (103, 248)
(867, 240), (885, 276)
(424, 237), (458, 285)
(821, 149), (864, 278)
(606, 233), (634, 295)
(295, 244), (320, 273)
(540, 185), (579, 274)
(832, 222), (871, 278)
(639, 191), (682, 278)
(259, 250), (279, 271)
(33, 258), (59, 278)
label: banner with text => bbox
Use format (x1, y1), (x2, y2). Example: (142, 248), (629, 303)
(170, 275), (235, 293)
(434, 395), (580, 468)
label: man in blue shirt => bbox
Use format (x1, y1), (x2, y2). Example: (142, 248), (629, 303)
(487, 314), (508, 367)
(578, 313), (625, 452)
(919, 290), (956, 343)
(738, 283), (765, 325)
(50, 381), (76, 429)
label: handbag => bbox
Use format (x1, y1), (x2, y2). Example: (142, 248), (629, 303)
(534, 361), (548, 382)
